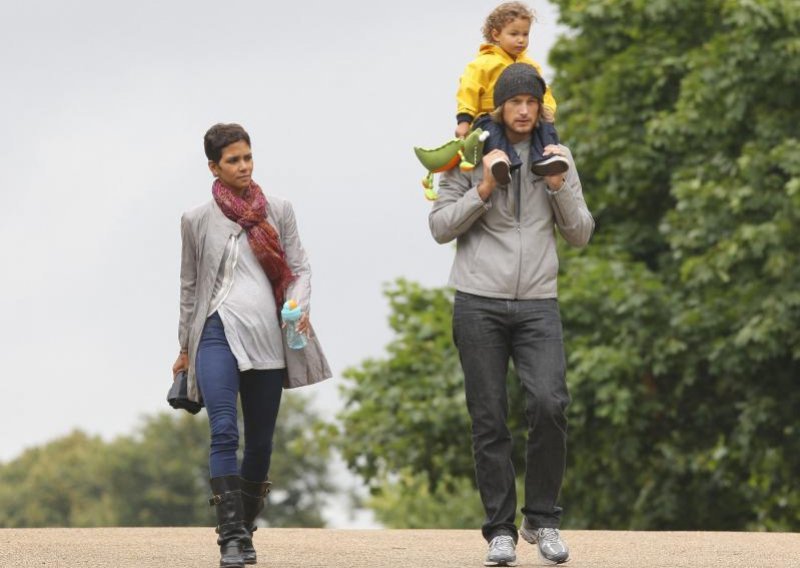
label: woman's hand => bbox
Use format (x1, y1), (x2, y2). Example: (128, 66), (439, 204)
(455, 121), (471, 139)
(172, 352), (189, 376)
(296, 313), (311, 335)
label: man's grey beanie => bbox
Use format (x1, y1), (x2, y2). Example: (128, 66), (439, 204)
(493, 63), (546, 108)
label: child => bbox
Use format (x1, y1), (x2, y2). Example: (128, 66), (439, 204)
(455, 2), (568, 182)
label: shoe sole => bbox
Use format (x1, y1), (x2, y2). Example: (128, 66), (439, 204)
(490, 160), (512, 185)
(531, 156), (569, 177)
(537, 548), (569, 565)
(484, 560), (518, 567)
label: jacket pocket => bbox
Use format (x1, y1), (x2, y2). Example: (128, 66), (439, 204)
(468, 232), (486, 274)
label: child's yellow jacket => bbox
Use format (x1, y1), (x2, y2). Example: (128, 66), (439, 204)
(456, 43), (557, 122)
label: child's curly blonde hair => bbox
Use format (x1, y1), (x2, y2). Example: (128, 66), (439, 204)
(482, 2), (536, 43)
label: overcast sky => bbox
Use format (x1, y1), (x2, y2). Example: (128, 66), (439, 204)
(0, 0), (563, 523)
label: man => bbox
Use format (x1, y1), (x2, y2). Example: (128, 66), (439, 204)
(429, 63), (594, 566)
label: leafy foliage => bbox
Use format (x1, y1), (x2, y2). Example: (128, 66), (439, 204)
(336, 280), (529, 527)
(336, 0), (800, 530)
(0, 394), (335, 527)
(550, 0), (800, 530)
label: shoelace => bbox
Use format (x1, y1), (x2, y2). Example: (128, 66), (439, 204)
(492, 535), (516, 553)
(537, 528), (562, 544)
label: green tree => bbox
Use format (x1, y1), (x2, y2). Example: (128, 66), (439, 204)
(335, 280), (486, 527)
(103, 412), (213, 526)
(0, 394), (335, 527)
(336, 0), (800, 530)
(264, 393), (336, 528)
(106, 393), (335, 528)
(335, 280), (538, 528)
(550, 0), (800, 530)
(0, 431), (115, 527)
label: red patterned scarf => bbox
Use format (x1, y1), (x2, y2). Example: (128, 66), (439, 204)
(212, 179), (295, 308)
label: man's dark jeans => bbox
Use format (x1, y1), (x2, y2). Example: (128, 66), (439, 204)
(452, 291), (569, 542)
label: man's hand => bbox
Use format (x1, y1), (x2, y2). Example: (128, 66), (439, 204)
(542, 144), (567, 192)
(455, 121), (471, 139)
(478, 149), (509, 201)
(172, 352), (189, 377)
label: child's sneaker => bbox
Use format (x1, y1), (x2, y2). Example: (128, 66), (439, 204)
(531, 154), (569, 177)
(490, 157), (512, 185)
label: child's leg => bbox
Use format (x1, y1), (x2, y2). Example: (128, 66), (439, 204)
(529, 121), (560, 160)
(530, 121), (569, 176)
(540, 121), (560, 145)
(473, 114), (523, 170)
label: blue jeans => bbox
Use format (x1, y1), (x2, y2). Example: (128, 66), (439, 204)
(195, 312), (285, 481)
(452, 292), (569, 542)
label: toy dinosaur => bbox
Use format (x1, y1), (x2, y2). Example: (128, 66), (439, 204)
(413, 128), (489, 200)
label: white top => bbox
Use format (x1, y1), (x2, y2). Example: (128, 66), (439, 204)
(208, 233), (285, 371)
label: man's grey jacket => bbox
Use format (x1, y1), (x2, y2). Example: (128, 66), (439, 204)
(429, 145), (594, 299)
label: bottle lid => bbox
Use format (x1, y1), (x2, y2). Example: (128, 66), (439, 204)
(281, 299), (302, 320)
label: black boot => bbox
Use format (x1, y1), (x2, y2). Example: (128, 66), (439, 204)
(240, 477), (272, 564)
(209, 476), (249, 568)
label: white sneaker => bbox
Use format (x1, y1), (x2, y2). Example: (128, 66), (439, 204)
(485, 534), (517, 566)
(519, 518), (569, 564)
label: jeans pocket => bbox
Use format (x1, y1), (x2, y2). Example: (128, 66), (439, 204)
(453, 294), (499, 346)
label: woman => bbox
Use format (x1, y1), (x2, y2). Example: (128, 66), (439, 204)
(172, 123), (331, 568)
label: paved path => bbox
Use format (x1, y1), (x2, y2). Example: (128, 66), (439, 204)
(1, 528), (799, 567)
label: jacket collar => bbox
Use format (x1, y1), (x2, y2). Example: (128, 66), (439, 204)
(209, 199), (244, 237)
(478, 42), (527, 63)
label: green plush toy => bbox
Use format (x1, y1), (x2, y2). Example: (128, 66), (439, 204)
(413, 128), (489, 200)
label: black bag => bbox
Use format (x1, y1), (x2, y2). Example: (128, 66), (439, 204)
(167, 370), (204, 415)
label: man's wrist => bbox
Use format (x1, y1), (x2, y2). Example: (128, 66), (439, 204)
(546, 176), (566, 192)
(477, 180), (495, 201)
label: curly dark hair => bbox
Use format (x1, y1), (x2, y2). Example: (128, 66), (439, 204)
(482, 2), (536, 43)
(203, 123), (251, 163)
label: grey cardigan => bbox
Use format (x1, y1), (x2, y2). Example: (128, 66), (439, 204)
(179, 196), (331, 402)
(429, 145), (594, 299)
